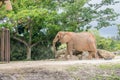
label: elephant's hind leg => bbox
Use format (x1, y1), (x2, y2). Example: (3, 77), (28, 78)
(88, 51), (98, 59)
(88, 51), (93, 59)
(93, 51), (99, 59)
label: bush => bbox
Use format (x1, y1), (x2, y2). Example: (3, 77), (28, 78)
(10, 39), (54, 61)
(89, 29), (120, 51)
(31, 44), (54, 60)
(10, 39), (26, 61)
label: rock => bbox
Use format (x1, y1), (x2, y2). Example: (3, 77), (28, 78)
(77, 54), (82, 60)
(55, 49), (80, 60)
(55, 48), (115, 60)
(55, 49), (89, 60)
(56, 54), (66, 60)
(97, 49), (115, 60)
(113, 50), (120, 55)
(55, 48), (66, 58)
(81, 51), (89, 60)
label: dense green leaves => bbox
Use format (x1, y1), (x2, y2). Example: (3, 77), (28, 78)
(115, 24), (120, 40)
(0, 0), (61, 60)
(57, 0), (119, 30)
(89, 29), (120, 51)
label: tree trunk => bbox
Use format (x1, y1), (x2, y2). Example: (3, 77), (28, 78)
(27, 46), (31, 60)
(27, 18), (32, 60)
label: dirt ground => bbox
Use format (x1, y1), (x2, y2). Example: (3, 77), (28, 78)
(0, 56), (120, 80)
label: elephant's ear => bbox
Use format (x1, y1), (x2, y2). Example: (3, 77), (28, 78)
(53, 33), (61, 43)
(60, 33), (72, 43)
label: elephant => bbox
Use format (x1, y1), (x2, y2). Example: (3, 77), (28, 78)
(53, 31), (98, 60)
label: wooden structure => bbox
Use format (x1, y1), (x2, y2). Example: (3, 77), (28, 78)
(0, 28), (10, 62)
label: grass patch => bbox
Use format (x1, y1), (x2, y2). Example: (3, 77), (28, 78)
(93, 74), (120, 80)
(66, 65), (81, 72)
(98, 64), (120, 70)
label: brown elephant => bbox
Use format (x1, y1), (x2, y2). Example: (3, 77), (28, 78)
(53, 31), (98, 60)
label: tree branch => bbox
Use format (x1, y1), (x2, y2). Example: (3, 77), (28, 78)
(13, 36), (28, 46)
(31, 41), (41, 48)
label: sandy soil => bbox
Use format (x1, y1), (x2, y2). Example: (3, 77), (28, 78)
(0, 56), (120, 70)
(0, 56), (120, 80)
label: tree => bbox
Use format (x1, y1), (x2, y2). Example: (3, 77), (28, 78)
(56, 0), (119, 31)
(0, 0), (60, 60)
(115, 24), (120, 40)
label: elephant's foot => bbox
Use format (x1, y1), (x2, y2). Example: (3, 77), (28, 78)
(93, 53), (99, 60)
(64, 55), (74, 60)
(64, 55), (69, 60)
(88, 55), (92, 60)
(95, 56), (99, 60)
(62, 54), (79, 60)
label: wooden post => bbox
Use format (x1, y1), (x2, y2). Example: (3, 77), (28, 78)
(1, 28), (5, 62)
(5, 29), (7, 62)
(8, 29), (10, 62)
(4, 29), (10, 62)
(0, 28), (10, 62)
(6, 29), (10, 62)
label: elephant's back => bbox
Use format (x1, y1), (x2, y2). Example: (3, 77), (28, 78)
(77, 32), (94, 38)
(73, 32), (96, 51)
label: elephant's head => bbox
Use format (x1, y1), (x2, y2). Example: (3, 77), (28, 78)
(53, 31), (72, 56)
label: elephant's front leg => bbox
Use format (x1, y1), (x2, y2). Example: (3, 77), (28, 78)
(66, 42), (73, 60)
(64, 49), (68, 60)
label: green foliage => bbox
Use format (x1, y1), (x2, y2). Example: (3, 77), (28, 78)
(58, 0), (119, 31)
(98, 38), (112, 50)
(97, 38), (120, 51)
(57, 0), (89, 31)
(58, 44), (67, 50)
(10, 8), (59, 42)
(115, 24), (120, 40)
(3, 0), (61, 60)
(10, 39), (54, 61)
(10, 0), (57, 11)
(10, 39), (26, 61)
(31, 45), (54, 60)
(89, 29), (120, 51)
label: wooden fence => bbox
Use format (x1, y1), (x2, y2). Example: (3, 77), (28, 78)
(0, 28), (10, 62)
